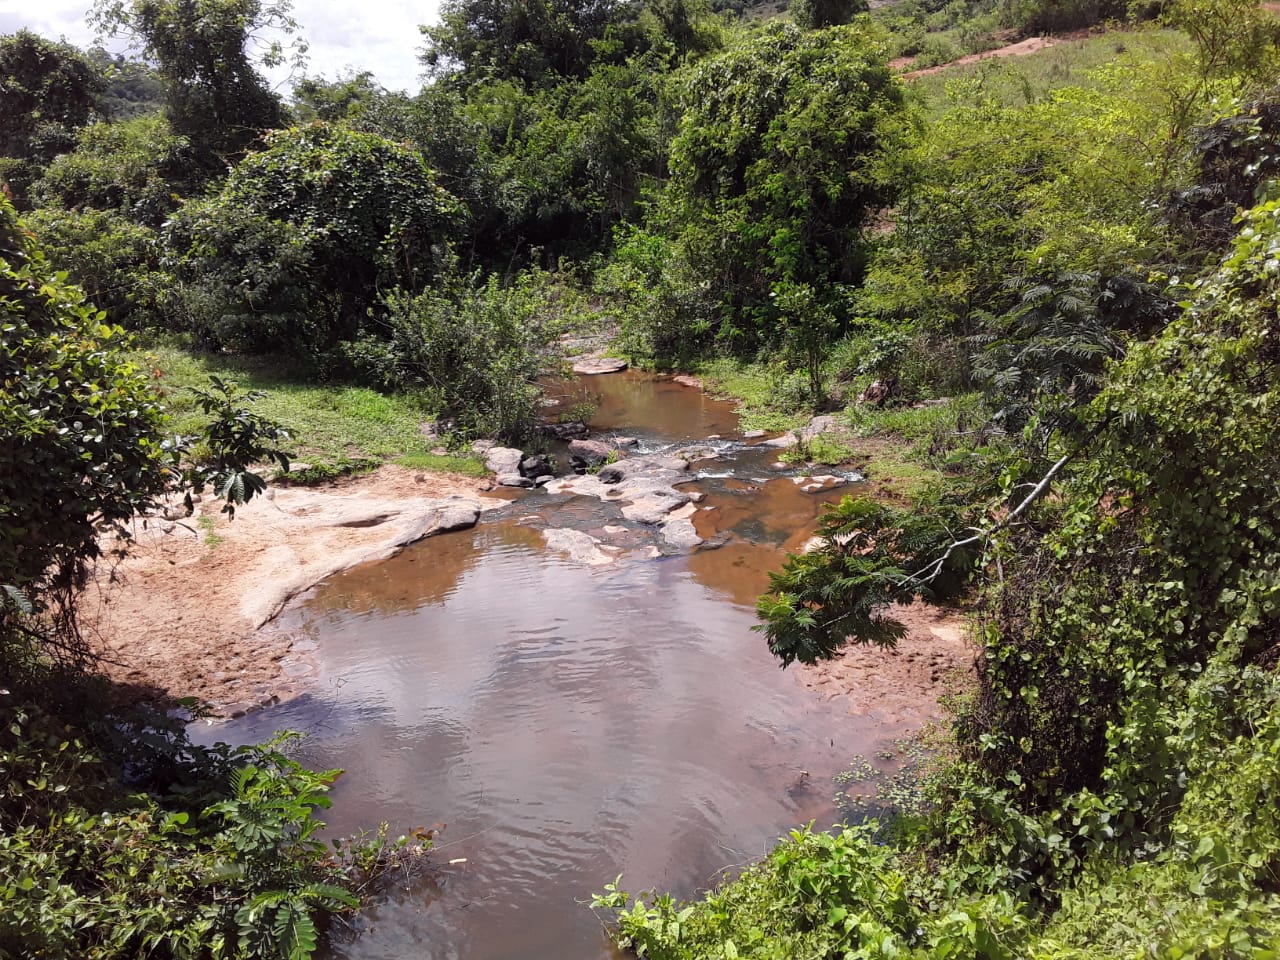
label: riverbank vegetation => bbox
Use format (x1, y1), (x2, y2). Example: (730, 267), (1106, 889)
(6, 0), (1280, 955)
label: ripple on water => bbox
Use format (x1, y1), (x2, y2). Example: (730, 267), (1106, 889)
(192, 373), (897, 960)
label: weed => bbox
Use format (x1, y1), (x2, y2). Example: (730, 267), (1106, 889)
(196, 514), (224, 548)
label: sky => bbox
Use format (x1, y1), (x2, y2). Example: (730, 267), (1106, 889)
(0, 0), (443, 94)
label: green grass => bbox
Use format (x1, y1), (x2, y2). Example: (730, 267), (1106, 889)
(196, 514), (224, 548)
(135, 336), (482, 475)
(696, 358), (810, 432)
(908, 27), (1189, 116)
(397, 450), (489, 477)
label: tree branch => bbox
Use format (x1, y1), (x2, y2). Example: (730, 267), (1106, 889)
(899, 450), (1074, 588)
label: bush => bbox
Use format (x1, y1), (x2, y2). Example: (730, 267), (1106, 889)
(162, 123), (462, 355)
(22, 206), (166, 326)
(0, 703), (424, 960)
(337, 270), (568, 442)
(0, 197), (172, 663)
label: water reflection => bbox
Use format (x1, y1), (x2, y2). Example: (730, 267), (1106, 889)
(195, 373), (895, 960)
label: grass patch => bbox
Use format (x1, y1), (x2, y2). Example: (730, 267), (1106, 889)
(696, 358), (810, 432)
(779, 433), (856, 466)
(908, 27), (1189, 116)
(196, 514), (224, 548)
(397, 451), (489, 477)
(278, 457), (381, 485)
(135, 336), (481, 475)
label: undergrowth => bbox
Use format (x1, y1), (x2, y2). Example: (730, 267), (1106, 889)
(0, 700), (428, 960)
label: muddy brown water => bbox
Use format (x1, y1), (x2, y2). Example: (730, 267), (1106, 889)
(194, 372), (898, 960)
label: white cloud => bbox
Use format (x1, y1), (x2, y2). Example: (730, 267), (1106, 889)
(0, 0), (442, 94)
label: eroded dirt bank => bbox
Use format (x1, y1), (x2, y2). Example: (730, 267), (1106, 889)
(87, 466), (495, 716)
(795, 601), (972, 728)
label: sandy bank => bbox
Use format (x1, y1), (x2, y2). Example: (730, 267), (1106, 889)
(86, 466), (496, 717)
(795, 601), (974, 729)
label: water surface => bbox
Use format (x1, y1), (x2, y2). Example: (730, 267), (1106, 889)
(197, 372), (893, 959)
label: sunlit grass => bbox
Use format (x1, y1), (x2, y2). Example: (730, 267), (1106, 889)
(134, 335), (459, 471)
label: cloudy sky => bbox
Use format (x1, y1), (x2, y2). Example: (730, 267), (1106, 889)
(0, 0), (443, 93)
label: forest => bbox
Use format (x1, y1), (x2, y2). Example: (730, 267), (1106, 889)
(4, 0), (1280, 956)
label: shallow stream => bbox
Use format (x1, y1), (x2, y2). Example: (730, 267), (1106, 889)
(195, 371), (899, 959)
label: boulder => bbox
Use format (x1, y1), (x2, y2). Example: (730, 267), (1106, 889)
(496, 473), (533, 488)
(568, 439), (615, 466)
(541, 421), (590, 441)
(519, 453), (554, 479)
(572, 357), (628, 375)
(483, 446), (524, 474)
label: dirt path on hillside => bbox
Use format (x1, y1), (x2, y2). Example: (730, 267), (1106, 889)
(85, 466), (496, 717)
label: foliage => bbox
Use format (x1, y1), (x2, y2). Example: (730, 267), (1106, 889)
(791, 0), (867, 30)
(290, 71), (386, 123)
(0, 196), (172, 662)
(162, 122), (461, 354)
(35, 114), (194, 226)
(91, 0), (300, 172)
(600, 195), (1280, 960)
(757, 493), (976, 665)
(0, 703), (426, 960)
(663, 20), (906, 350)
(340, 269), (569, 442)
(180, 377), (290, 517)
(22, 206), (166, 326)
(421, 0), (648, 86)
(0, 30), (104, 197)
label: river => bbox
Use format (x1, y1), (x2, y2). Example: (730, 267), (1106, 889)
(194, 371), (905, 959)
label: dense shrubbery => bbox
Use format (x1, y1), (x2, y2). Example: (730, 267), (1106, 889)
(596, 179), (1280, 960)
(163, 123), (462, 356)
(338, 268), (578, 441)
(0, 198), (172, 662)
(1, 196), (422, 960)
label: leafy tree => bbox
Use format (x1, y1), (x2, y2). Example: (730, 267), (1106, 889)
(22, 206), (166, 325)
(163, 122), (462, 354)
(664, 21), (906, 349)
(0, 196), (172, 664)
(791, 0), (868, 29)
(35, 114), (193, 226)
(0, 31), (104, 198)
(421, 0), (645, 86)
(92, 0), (302, 172)
(86, 47), (167, 118)
(291, 70), (386, 122)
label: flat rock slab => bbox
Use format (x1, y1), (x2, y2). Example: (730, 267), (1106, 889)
(545, 454), (693, 525)
(661, 502), (703, 548)
(572, 357), (629, 375)
(238, 492), (485, 628)
(542, 527), (616, 565)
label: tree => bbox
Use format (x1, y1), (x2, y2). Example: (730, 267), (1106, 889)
(421, 0), (645, 87)
(0, 31), (104, 197)
(790, 0), (868, 30)
(92, 0), (303, 172)
(664, 21), (906, 349)
(163, 123), (462, 354)
(0, 196), (172, 665)
(291, 70), (385, 122)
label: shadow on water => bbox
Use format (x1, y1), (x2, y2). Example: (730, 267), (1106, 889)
(192, 372), (893, 960)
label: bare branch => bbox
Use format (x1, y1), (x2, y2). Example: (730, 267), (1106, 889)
(899, 451), (1074, 588)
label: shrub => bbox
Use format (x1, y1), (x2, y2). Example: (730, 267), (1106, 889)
(0, 196), (172, 663)
(338, 270), (567, 442)
(162, 123), (462, 355)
